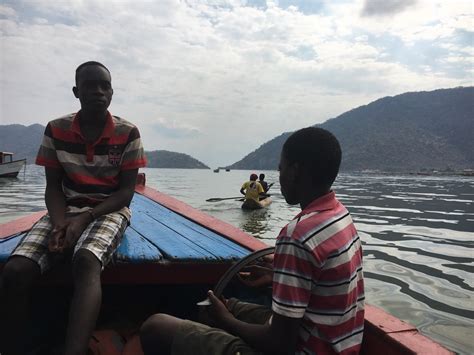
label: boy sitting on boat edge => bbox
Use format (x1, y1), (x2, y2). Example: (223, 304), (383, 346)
(0, 61), (146, 355)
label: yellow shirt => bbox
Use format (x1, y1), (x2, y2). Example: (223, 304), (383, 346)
(241, 181), (264, 202)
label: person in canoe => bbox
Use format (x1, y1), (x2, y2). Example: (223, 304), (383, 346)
(240, 173), (266, 202)
(258, 173), (269, 192)
(0, 61), (147, 354)
(140, 127), (364, 355)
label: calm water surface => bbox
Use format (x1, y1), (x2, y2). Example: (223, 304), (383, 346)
(1, 166), (473, 354)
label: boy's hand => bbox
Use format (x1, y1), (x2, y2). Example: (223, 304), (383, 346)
(48, 225), (67, 252)
(238, 264), (273, 288)
(62, 213), (92, 250)
(207, 291), (234, 328)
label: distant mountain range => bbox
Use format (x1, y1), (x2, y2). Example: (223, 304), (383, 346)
(2, 87), (472, 172)
(229, 87), (473, 172)
(0, 124), (209, 169)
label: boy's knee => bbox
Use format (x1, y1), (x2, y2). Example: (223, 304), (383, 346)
(71, 249), (101, 279)
(1, 257), (39, 291)
(141, 314), (165, 336)
(140, 314), (171, 348)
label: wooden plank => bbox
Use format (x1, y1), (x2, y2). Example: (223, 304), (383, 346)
(101, 262), (233, 284)
(135, 185), (268, 251)
(0, 211), (46, 239)
(0, 233), (25, 262)
(130, 210), (223, 260)
(131, 195), (249, 259)
(115, 227), (163, 263)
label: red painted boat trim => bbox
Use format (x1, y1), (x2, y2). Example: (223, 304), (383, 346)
(135, 184), (268, 252)
(0, 211), (46, 239)
(362, 305), (453, 354)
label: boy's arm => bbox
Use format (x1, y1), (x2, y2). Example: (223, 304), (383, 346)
(45, 167), (68, 227)
(208, 292), (300, 354)
(62, 168), (138, 249)
(87, 168), (138, 219)
(45, 167), (70, 252)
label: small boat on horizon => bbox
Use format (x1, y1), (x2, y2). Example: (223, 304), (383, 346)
(0, 174), (453, 354)
(0, 152), (26, 178)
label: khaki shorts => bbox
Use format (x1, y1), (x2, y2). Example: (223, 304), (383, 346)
(10, 212), (128, 272)
(172, 299), (272, 355)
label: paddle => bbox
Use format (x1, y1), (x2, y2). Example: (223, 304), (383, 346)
(206, 182), (275, 202)
(206, 196), (243, 202)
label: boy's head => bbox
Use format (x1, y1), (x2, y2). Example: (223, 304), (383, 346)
(75, 61), (110, 85)
(259, 173), (265, 181)
(250, 173), (258, 181)
(279, 127), (341, 205)
(73, 61), (113, 113)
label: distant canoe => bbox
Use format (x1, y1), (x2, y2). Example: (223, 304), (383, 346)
(241, 197), (272, 210)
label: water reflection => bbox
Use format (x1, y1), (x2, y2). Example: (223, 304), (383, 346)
(239, 208), (272, 241)
(1, 166), (473, 354)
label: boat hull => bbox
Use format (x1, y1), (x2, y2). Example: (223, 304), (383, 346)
(0, 159), (26, 177)
(0, 176), (453, 354)
(241, 197), (272, 210)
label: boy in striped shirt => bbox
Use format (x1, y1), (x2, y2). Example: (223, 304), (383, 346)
(140, 127), (364, 354)
(0, 61), (146, 354)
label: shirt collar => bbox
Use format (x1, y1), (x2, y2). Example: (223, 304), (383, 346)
(71, 111), (115, 141)
(296, 191), (338, 218)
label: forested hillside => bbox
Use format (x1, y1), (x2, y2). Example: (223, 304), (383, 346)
(229, 87), (473, 172)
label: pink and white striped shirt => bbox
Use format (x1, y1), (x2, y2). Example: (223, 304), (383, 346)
(272, 191), (364, 355)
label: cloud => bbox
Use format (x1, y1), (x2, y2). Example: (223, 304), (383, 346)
(0, 0), (472, 167)
(361, 0), (417, 17)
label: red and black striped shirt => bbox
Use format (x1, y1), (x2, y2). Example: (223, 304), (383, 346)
(36, 111), (147, 217)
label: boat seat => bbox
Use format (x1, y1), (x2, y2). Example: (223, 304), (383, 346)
(0, 193), (250, 264)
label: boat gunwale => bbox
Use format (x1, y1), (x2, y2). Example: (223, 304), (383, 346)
(0, 158), (27, 166)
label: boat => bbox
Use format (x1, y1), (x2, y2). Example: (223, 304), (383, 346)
(241, 196), (272, 210)
(0, 152), (26, 178)
(0, 174), (453, 354)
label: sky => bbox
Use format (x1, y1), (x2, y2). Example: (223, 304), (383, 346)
(0, 0), (472, 168)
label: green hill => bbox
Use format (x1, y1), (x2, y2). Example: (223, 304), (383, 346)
(229, 87), (474, 172)
(145, 150), (209, 169)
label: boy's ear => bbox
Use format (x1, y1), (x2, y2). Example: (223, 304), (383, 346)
(72, 86), (79, 98)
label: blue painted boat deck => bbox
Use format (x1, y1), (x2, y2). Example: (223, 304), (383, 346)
(0, 193), (250, 264)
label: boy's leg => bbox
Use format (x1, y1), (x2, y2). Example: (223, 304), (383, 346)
(0, 256), (41, 354)
(64, 211), (127, 355)
(64, 249), (102, 355)
(140, 314), (262, 355)
(228, 298), (272, 325)
(140, 313), (184, 355)
(0, 215), (53, 354)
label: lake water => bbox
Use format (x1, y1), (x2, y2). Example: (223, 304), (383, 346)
(1, 166), (473, 354)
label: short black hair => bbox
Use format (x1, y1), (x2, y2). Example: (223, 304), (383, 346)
(259, 173), (265, 180)
(75, 61), (110, 84)
(282, 127), (341, 188)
